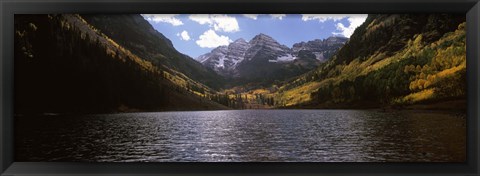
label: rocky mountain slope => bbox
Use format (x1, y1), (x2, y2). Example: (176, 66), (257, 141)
(292, 36), (348, 62)
(198, 38), (250, 77)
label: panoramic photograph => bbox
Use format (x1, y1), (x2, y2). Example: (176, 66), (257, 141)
(14, 14), (466, 162)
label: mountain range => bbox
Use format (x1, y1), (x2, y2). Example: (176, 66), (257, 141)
(198, 33), (347, 85)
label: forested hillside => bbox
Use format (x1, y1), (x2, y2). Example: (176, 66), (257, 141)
(80, 14), (225, 90)
(14, 14), (228, 114)
(274, 14), (466, 109)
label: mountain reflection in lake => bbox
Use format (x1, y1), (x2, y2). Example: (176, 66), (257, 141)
(15, 110), (466, 162)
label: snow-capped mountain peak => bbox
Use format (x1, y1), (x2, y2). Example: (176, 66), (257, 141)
(196, 38), (250, 76)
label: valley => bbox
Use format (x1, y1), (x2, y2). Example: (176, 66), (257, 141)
(197, 14), (466, 111)
(14, 14), (467, 114)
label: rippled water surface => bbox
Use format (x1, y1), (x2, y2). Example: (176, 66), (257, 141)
(15, 110), (466, 162)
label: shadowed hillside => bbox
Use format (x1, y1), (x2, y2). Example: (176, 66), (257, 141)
(81, 14), (225, 90)
(14, 14), (228, 114)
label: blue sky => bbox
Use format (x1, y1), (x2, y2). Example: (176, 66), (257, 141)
(142, 14), (368, 59)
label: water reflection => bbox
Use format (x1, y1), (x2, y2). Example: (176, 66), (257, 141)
(15, 110), (466, 162)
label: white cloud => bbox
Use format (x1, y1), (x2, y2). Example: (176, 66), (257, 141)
(300, 14), (367, 37)
(141, 14), (183, 26)
(196, 29), (232, 48)
(188, 14), (240, 33)
(301, 14), (348, 22)
(188, 14), (211, 25)
(176, 30), (191, 41)
(270, 14), (286, 20)
(243, 14), (259, 20)
(332, 15), (368, 37)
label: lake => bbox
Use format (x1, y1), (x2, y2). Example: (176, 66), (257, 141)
(15, 109), (466, 162)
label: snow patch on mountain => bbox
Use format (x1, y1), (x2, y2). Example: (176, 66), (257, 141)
(277, 54), (297, 62)
(215, 56), (226, 68)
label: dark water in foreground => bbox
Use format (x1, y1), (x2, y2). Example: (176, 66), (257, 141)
(15, 110), (466, 162)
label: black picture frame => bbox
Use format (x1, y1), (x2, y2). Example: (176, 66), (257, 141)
(1, 0), (479, 175)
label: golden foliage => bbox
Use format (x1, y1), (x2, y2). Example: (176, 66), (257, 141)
(397, 88), (435, 104)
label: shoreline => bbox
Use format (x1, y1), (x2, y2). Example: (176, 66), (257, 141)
(281, 99), (466, 112)
(15, 99), (466, 116)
